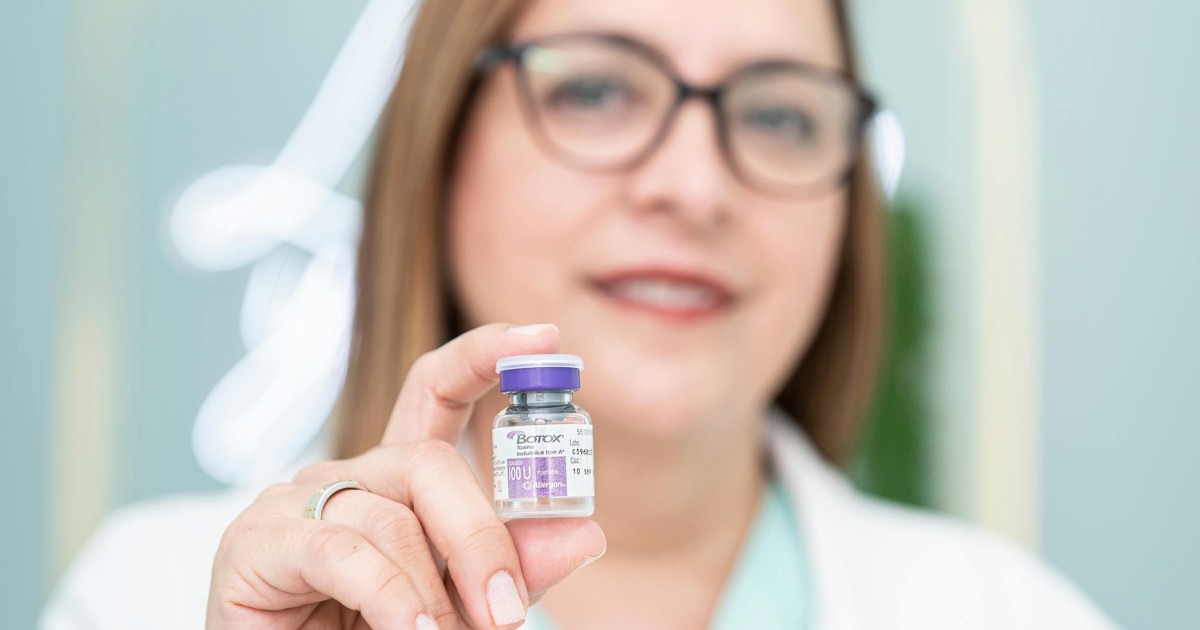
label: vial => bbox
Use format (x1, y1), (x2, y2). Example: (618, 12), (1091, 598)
(492, 354), (594, 519)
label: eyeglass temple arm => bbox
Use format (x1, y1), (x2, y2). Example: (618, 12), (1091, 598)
(473, 44), (522, 72)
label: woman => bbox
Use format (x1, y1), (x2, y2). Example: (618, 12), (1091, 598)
(43, 0), (1117, 628)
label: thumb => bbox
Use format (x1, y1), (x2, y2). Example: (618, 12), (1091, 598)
(507, 518), (607, 603)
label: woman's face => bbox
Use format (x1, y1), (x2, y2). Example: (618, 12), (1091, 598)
(448, 0), (849, 438)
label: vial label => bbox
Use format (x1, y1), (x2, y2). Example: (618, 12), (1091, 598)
(492, 425), (594, 500)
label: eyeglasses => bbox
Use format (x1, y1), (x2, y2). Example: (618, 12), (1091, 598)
(474, 33), (878, 198)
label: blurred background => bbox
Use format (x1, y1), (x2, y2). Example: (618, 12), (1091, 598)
(3, 0), (1198, 627)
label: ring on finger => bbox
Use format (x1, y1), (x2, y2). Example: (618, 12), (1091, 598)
(303, 480), (368, 520)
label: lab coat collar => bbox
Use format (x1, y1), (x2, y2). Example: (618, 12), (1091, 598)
(763, 407), (865, 630)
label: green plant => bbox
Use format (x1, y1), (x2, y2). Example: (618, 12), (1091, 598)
(850, 198), (931, 507)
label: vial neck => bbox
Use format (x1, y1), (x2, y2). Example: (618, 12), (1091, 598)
(508, 390), (573, 407)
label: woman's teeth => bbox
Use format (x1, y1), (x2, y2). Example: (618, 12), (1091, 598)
(604, 278), (721, 310)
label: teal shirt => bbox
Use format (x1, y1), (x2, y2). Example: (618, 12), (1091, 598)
(524, 479), (812, 629)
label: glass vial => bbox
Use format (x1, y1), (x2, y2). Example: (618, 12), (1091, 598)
(492, 354), (594, 519)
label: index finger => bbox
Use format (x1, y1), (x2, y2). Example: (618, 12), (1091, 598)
(382, 322), (560, 446)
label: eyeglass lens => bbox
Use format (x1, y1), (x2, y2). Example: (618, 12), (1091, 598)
(513, 37), (866, 195)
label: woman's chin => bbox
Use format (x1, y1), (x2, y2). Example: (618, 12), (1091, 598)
(558, 312), (758, 441)
(575, 372), (738, 445)
(581, 396), (713, 445)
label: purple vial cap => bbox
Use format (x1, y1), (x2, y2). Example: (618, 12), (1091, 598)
(496, 354), (584, 393)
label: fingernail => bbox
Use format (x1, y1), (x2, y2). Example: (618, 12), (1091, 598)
(577, 553), (603, 571)
(573, 544), (607, 575)
(486, 570), (526, 626)
(415, 613), (439, 630)
(507, 323), (557, 337)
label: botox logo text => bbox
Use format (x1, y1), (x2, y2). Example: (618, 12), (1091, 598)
(506, 430), (564, 446)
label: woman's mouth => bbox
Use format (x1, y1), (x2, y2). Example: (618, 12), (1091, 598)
(590, 269), (737, 322)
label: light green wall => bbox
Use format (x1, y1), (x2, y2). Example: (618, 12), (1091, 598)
(0, 1), (368, 626)
(1, 2), (68, 627)
(856, 1), (1200, 626)
(1031, 2), (1200, 628)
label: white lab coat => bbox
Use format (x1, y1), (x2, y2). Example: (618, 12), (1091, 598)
(41, 410), (1119, 629)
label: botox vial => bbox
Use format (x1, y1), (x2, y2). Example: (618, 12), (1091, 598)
(492, 354), (594, 519)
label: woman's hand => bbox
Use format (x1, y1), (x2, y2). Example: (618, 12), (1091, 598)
(206, 323), (606, 630)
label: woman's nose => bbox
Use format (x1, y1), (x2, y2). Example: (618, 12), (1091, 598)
(625, 99), (736, 231)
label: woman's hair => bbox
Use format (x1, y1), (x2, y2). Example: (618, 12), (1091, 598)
(337, 0), (884, 464)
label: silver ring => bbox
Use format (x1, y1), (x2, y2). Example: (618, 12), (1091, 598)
(303, 480), (367, 520)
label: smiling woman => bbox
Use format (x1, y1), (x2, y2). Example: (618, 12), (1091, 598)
(41, 1), (1118, 629)
(344, 0), (882, 469)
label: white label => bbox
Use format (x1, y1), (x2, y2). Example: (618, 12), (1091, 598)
(492, 424), (594, 500)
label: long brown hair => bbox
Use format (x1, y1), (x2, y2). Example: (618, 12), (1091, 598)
(337, 0), (884, 464)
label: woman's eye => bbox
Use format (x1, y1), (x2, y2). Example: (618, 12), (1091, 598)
(545, 76), (633, 111)
(740, 105), (818, 144)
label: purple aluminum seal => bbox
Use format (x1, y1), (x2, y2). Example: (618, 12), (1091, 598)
(499, 367), (579, 393)
(496, 354), (583, 393)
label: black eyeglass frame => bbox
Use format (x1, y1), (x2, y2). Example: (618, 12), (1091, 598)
(474, 33), (880, 198)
